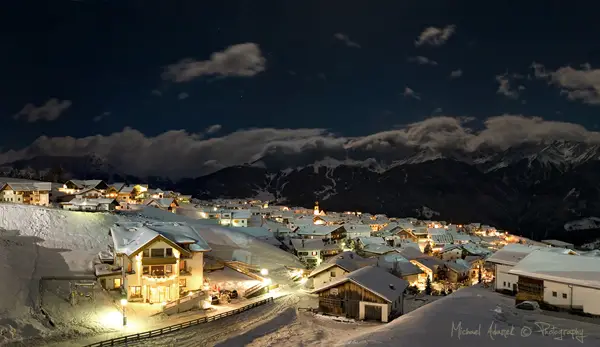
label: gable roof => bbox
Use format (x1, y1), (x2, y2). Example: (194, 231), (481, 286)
(311, 266), (409, 302)
(296, 225), (343, 236)
(290, 238), (342, 251)
(110, 221), (211, 257)
(145, 198), (178, 208)
(308, 252), (366, 278)
(61, 198), (118, 206)
(485, 243), (549, 266)
(1, 181), (51, 192)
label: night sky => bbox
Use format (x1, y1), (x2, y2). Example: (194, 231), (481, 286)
(1, 0), (599, 177)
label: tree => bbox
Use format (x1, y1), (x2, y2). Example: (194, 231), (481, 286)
(424, 242), (433, 255)
(461, 248), (468, 260)
(425, 276), (433, 295)
(478, 268), (483, 283)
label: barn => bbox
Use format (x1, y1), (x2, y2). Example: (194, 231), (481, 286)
(311, 265), (408, 322)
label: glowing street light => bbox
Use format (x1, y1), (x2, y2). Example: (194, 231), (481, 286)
(120, 298), (128, 326)
(260, 268), (269, 276)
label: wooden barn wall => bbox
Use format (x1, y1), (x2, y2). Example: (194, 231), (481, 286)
(318, 281), (387, 319)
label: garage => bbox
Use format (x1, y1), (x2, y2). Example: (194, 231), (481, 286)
(364, 303), (382, 321)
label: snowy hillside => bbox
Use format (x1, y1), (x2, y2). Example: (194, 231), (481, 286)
(0, 204), (120, 344)
(340, 286), (600, 346)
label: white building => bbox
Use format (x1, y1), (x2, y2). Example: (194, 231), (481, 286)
(344, 224), (373, 239)
(486, 243), (549, 293)
(0, 181), (51, 206)
(98, 221), (211, 304)
(219, 209), (251, 227)
(61, 198), (119, 212)
(307, 252), (365, 289)
(509, 250), (600, 315)
(290, 238), (342, 268)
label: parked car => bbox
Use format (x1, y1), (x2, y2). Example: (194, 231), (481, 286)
(220, 289), (238, 299)
(516, 301), (540, 311)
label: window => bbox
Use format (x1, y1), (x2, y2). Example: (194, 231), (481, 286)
(562, 293), (567, 299)
(330, 271), (336, 277)
(150, 265), (165, 276)
(166, 248), (173, 257)
(151, 248), (165, 257)
(311, 251), (318, 256)
(179, 278), (187, 287)
(143, 266), (149, 275)
(143, 249), (149, 257)
(129, 286), (142, 298)
(166, 265), (173, 275)
(503, 281), (507, 287)
(114, 278), (121, 289)
(552, 291), (557, 297)
(330, 288), (339, 295)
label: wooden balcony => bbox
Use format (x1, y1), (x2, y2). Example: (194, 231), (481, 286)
(142, 257), (177, 265)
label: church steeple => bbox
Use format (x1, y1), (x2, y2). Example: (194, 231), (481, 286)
(314, 201), (320, 216)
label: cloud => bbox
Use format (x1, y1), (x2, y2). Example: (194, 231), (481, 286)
(93, 112), (111, 123)
(13, 98), (72, 123)
(178, 92), (189, 100)
(408, 56), (438, 66)
(205, 124), (222, 134)
(162, 43), (266, 82)
(495, 74), (522, 99)
(531, 62), (600, 105)
(450, 69), (463, 78)
(333, 33), (361, 48)
(415, 25), (456, 47)
(1, 115), (599, 178)
(403, 87), (421, 100)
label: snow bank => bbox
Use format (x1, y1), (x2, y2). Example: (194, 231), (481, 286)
(0, 204), (120, 344)
(339, 286), (600, 346)
(128, 207), (304, 270)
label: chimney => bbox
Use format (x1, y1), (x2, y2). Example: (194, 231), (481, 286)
(389, 284), (395, 290)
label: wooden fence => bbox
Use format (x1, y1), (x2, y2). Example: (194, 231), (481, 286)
(83, 296), (275, 347)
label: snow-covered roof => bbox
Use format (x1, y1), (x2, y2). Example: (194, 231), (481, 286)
(308, 252), (364, 278)
(357, 237), (386, 246)
(232, 210), (252, 219)
(541, 239), (574, 248)
(486, 243), (549, 266)
(312, 266), (409, 303)
(398, 246), (424, 260)
(0, 181), (51, 192)
(145, 198), (178, 208)
(363, 243), (398, 255)
(67, 179), (105, 189)
(509, 250), (600, 289)
(110, 221), (211, 256)
(446, 260), (470, 273)
(296, 225), (342, 236)
(290, 238), (342, 251)
(344, 224), (372, 236)
(377, 253), (423, 276)
(62, 198), (118, 206)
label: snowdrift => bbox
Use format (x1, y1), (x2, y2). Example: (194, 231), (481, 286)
(0, 204), (120, 343)
(339, 286), (600, 346)
(127, 206), (304, 270)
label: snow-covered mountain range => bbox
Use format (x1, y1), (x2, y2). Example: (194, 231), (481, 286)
(1, 140), (600, 245)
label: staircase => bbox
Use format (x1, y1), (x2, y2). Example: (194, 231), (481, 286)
(162, 291), (207, 315)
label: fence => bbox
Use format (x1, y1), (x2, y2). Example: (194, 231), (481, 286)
(84, 296), (275, 347)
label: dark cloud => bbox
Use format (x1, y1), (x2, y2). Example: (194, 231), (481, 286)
(1, 116), (598, 179)
(13, 99), (72, 123)
(162, 43), (266, 82)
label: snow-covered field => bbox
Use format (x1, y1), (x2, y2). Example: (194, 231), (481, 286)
(0, 203), (121, 344)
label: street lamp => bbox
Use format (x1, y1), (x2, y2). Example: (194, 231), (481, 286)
(120, 298), (128, 327)
(260, 268), (269, 276)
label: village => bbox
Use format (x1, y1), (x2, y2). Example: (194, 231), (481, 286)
(1, 177), (600, 346)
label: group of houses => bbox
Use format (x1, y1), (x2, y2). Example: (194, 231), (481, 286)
(0, 178), (191, 213)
